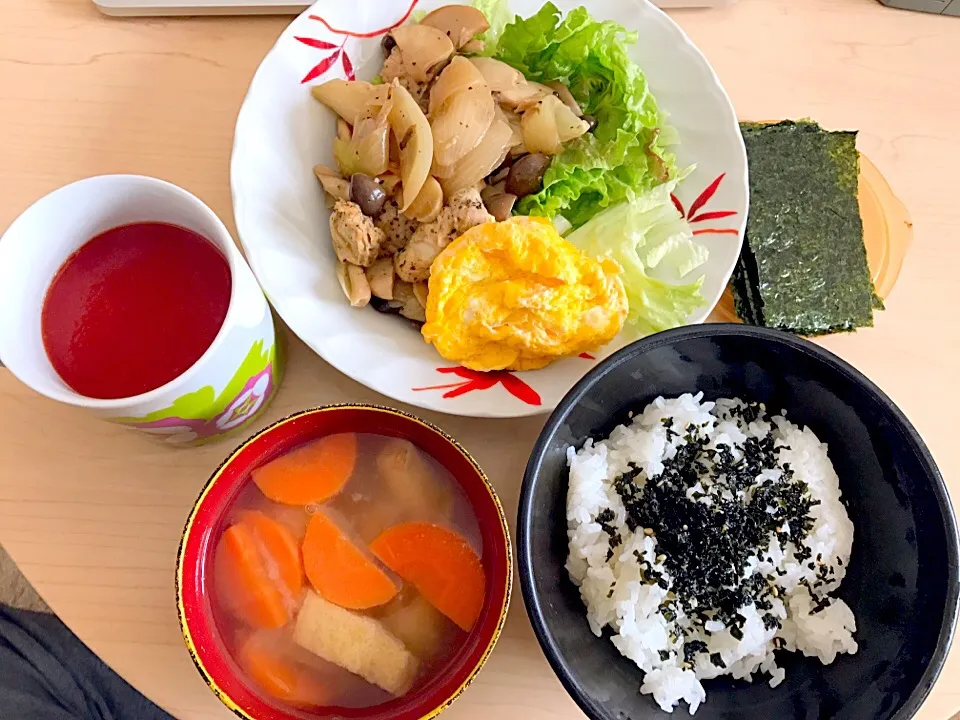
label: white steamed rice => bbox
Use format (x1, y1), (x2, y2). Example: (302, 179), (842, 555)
(566, 394), (857, 714)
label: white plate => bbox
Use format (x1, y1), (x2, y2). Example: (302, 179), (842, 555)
(231, 0), (748, 418)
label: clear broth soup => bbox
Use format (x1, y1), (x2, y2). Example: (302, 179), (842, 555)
(210, 432), (484, 712)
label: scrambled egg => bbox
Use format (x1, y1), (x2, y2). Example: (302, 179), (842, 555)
(421, 217), (627, 371)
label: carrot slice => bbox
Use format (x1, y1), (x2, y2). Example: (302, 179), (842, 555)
(214, 511), (304, 628)
(369, 522), (485, 631)
(302, 510), (399, 610)
(236, 631), (332, 707)
(253, 433), (357, 506)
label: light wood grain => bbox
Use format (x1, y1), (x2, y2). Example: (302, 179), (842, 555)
(1, 0), (958, 718)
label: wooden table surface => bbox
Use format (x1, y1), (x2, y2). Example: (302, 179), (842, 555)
(2, 0), (959, 718)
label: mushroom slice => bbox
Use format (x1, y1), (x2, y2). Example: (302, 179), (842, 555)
(365, 257), (395, 300)
(387, 81), (434, 212)
(312, 80), (390, 124)
(480, 183), (517, 222)
(505, 153), (551, 198)
(336, 261), (372, 308)
(546, 81), (584, 117)
(314, 166), (351, 202)
(404, 176), (444, 223)
(387, 25), (455, 83)
(420, 5), (489, 50)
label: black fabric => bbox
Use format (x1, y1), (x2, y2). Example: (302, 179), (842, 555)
(0, 604), (174, 720)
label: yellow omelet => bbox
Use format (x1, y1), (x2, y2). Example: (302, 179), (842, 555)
(421, 217), (627, 372)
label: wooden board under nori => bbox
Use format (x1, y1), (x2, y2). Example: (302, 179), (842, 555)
(734, 121), (878, 334)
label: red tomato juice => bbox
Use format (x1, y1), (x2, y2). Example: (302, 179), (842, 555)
(41, 222), (232, 400)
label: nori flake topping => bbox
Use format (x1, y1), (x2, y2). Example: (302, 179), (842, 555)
(734, 120), (879, 334)
(611, 403), (820, 631)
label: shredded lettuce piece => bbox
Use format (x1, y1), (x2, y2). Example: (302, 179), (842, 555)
(566, 182), (707, 336)
(495, 3), (678, 227)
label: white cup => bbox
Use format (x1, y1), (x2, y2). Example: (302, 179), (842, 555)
(0, 175), (279, 445)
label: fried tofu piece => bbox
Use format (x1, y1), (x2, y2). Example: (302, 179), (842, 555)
(293, 591), (419, 696)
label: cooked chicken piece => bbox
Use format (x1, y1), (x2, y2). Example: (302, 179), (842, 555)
(375, 200), (419, 257)
(394, 187), (493, 282)
(330, 199), (386, 267)
(447, 185), (495, 231)
(380, 50), (432, 113)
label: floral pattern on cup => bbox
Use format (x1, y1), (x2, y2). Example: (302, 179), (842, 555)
(117, 340), (277, 445)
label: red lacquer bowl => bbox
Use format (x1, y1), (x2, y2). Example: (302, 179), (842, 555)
(176, 404), (513, 720)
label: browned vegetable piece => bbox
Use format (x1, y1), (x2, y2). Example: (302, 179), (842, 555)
(429, 56), (486, 116)
(350, 174), (387, 217)
(419, 5), (490, 50)
(546, 81), (584, 117)
(404, 176), (444, 223)
(334, 99), (392, 178)
(386, 24), (455, 83)
(429, 58), (496, 169)
(312, 80), (390, 125)
(497, 82), (552, 111)
(413, 282), (430, 309)
(387, 82), (434, 212)
(468, 57), (526, 93)
(393, 281), (426, 323)
(378, 172), (402, 198)
(435, 114), (514, 198)
(521, 95), (590, 154)
(505, 153), (551, 198)
(480, 183), (517, 222)
(336, 261), (371, 308)
(314, 166), (350, 201)
(365, 257), (395, 300)
(487, 163), (511, 185)
(381, 33), (397, 55)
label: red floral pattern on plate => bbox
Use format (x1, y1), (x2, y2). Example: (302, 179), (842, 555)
(296, 0), (420, 84)
(672, 173), (739, 237)
(413, 367), (542, 406)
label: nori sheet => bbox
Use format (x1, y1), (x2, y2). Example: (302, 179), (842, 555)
(734, 120), (877, 335)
